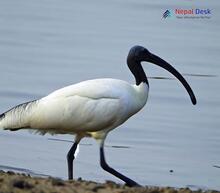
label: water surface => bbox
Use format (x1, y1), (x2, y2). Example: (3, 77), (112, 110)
(0, 0), (220, 190)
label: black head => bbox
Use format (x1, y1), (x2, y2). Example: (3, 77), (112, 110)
(127, 45), (151, 63)
(127, 45), (197, 105)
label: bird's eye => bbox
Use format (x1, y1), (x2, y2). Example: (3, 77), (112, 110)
(139, 49), (147, 57)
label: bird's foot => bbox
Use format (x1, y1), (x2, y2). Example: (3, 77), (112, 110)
(125, 181), (141, 187)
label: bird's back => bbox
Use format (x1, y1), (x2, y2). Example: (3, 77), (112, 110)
(0, 78), (148, 135)
(46, 78), (132, 99)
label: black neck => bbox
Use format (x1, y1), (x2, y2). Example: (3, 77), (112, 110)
(127, 60), (149, 86)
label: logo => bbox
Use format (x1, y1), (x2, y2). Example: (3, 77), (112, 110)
(175, 8), (211, 15)
(162, 10), (171, 18)
(162, 8), (212, 19)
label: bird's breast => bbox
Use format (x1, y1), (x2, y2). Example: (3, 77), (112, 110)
(125, 82), (149, 117)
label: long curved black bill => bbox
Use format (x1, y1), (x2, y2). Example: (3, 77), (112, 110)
(147, 53), (197, 105)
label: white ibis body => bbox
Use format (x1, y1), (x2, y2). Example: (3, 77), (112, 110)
(0, 46), (196, 187)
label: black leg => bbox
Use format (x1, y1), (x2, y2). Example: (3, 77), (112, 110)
(67, 142), (78, 180)
(100, 146), (141, 187)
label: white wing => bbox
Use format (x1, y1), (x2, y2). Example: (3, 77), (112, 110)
(46, 78), (130, 99)
(0, 78), (148, 135)
(29, 79), (137, 134)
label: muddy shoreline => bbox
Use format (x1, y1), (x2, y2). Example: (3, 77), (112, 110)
(0, 171), (219, 193)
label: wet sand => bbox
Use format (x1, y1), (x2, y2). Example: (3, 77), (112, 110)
(0, 171), (219, 193)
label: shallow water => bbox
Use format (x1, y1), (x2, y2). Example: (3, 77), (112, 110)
(0, 0), (220, 190)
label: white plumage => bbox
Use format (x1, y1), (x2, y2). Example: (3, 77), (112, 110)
(0, 79), (148, 138)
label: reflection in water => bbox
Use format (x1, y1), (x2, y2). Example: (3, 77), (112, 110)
(182, 73), (217, 78)
(48, 138), (130, 149)
(149, 73), (217, 80)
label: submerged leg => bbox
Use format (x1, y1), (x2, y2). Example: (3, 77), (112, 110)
(99, 139), (140, 187)
(67, 136), (81, 180)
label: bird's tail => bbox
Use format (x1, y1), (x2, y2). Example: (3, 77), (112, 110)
(0, 100), (38, 131)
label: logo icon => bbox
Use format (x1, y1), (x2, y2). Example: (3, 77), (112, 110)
(163, 10), (171, 18)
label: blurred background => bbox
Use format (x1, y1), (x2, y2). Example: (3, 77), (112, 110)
(0, 0), (219, 190)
